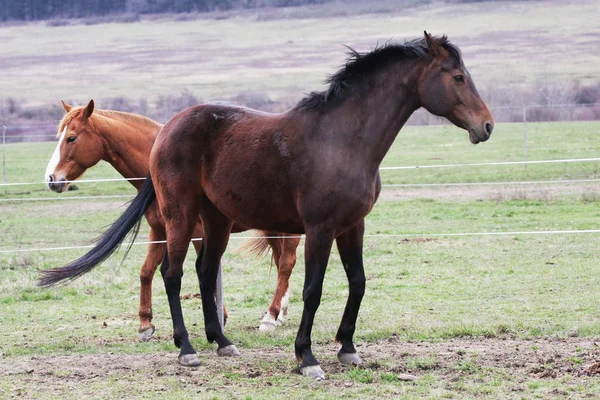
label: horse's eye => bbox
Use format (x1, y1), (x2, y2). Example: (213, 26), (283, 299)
(66, 136), (77, 143)
(453, 75), (465, 83)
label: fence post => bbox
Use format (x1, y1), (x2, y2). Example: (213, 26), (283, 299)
(216, 263), (224, 330)
(522, 106), (528, 166)
(2, 125), (6, 194)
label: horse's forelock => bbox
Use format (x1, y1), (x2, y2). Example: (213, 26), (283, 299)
(56, 107), (85, 138)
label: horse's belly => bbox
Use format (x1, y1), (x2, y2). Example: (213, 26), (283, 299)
(204, 183), (303, 233)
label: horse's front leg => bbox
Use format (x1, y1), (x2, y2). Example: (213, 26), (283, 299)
(295, 227), (335, 379)
(334, 219), (366, 366)
(138, 228), (166, 341)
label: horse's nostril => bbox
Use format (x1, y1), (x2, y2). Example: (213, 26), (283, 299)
(484, 121), (494, 136)
(48, 175), (54, 183)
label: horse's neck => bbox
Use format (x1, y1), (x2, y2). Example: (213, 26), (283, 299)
(328, 60), (424, 169)
(95, 115), (160, 189)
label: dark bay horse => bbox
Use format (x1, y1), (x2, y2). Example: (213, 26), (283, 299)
(42, 33), (493, 377)
(42, 101), (301, 339)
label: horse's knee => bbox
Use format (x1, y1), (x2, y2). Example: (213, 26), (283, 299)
(140, 270), (154, 286)
(349, 274), (365, 297)
(302, 286), (322, 312)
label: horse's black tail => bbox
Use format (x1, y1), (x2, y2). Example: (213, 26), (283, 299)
(38, 174), (156, 287)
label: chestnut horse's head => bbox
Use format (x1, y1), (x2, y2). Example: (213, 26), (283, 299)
(418, 32), (494, 144)
(45, 100), (105, 192)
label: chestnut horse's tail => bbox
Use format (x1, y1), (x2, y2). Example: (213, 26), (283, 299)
(38, 174), (156, 287)
(239, 231), (282, 277)
(239, 231), (271, 259)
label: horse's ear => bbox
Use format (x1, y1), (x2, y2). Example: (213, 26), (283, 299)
(82, 99), (95, 119)
(61, 100), (72, 113)
(424, 31), (441, 59)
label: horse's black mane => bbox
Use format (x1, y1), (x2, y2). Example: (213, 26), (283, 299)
(295, 36), (462, 111)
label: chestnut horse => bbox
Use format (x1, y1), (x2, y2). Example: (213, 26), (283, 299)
(42, 33), (493, 377)
(43, 101), (300, 338)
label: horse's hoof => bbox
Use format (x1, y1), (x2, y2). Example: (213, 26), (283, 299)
(259, 321), (277, 332)
(178, 353), (200, 367)
(259, 313), (278, 332)
(138, 325), (155, 342)
(338, 352), (362, 366)
(217, 344), (241, 357)
(300, 365), (326, 379)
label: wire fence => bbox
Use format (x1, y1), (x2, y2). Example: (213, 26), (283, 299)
(2, 229), (600, 255)
(1, 104), (599, 254)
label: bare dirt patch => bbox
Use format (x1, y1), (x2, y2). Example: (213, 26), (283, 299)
(2, 336), (599, 397)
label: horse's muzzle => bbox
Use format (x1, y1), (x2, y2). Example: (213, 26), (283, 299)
(469, 120), (494, 144)
(47, 175), (68, 193)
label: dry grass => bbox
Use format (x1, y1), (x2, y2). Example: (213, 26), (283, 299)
(0, 0), (598, 111)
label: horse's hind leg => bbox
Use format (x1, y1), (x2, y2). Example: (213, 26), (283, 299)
(259, 234), (300, 332)
(334, 220), (366, 367)
(138, 228), (166, 341)
(191, 222), (229, 325)
(195, 197), (238, 356)
(161, 209), (200, 367)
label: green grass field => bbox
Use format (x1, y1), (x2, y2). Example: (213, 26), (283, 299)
(1, 121), (599, 398)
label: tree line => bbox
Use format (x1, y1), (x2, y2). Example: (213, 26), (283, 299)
(0, 0), (326, 21)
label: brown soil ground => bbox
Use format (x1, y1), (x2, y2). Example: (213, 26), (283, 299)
(2, 336), (600, 397)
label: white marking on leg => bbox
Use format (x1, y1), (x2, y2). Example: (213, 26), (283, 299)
(45, 126), (67, 188)
(277, 289), (290, 325)
(259, 312), (278, 332)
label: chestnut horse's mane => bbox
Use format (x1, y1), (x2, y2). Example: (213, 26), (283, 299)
(296, 36), (463, 111)
(57, 108), (161, 138)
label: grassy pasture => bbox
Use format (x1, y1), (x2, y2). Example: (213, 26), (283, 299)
(0, 120), (599, 398)
(0, 0), (599, 108)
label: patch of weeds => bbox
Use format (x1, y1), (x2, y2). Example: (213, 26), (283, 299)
(529, 327), (544, 336)
(568, 356), (583, 366)
(496, 324), (512, 334)
(0, 296), (15, 305)
(473, 385), (495, 395)
(454, 359), (480, 373)
(348, 367), (374, 383)
(160, 341), (176, 352)
(407, 356), (438, 371)
(380, 372), (399, 383)
(527, 381), (541, 390)
(62, 288), (79, 297)
(21, 289), (62, 302)
(441, 325), (497, 339)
